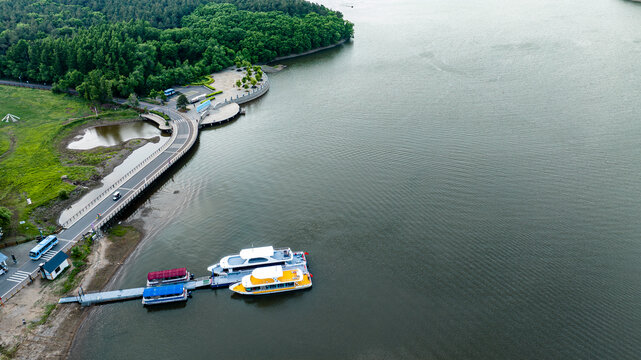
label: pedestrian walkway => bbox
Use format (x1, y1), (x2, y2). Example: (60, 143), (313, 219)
(7, 270), (32, 283)
(40, 252), (56, 261)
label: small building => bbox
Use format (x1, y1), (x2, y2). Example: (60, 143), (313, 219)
(40, 252), (70, 280)
(0, 252), (7, 275)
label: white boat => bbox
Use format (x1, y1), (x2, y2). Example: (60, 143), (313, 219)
(229, 265), (312, 295)
(141, 284), (188, 305)
(146, 267), (191, 287)
(207, 246), (299, 275)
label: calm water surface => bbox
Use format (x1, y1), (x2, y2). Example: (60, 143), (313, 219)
(67, 121), (160, 150)
(71, 0), (641, 358)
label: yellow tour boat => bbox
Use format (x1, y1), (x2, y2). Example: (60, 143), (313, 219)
(229, 265), (312, 295)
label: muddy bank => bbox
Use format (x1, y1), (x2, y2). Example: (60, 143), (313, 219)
(0, 221), (144, 360)
(28, 119), (161, 231)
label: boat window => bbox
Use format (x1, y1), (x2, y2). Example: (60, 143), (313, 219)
(248, 257), (268, 264)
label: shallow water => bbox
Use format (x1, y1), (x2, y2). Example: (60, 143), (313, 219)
(71, 0), (641, 358)
(67, 121), (161, 150)
(58, 140), (169, 225)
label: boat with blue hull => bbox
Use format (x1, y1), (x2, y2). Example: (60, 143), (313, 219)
(142, 284), (188, 306)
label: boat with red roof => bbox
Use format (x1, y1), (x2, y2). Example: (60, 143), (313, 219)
(147, 267), (192, 287)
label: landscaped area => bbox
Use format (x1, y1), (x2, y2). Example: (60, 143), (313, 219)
(0, 85), (138, 241)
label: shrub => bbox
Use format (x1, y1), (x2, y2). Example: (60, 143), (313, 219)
(58, 190), (69, 200)
(150, 110), (170, 121)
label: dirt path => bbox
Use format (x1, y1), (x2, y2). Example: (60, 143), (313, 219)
(0, 223), (143, 359)
(0, 133), (16, 162)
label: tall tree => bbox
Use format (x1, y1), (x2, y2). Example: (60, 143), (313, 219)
(176, 94), (188, 110)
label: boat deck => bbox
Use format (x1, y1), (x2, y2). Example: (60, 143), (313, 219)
(58, 252), (310, 306)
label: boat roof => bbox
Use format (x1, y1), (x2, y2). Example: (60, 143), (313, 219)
(143, 284), (184, 297)
(252, 265), (283, 279)
(239, 246), (274, 260)
(42, 252), (69, 273)
(147, 267), (187, 281)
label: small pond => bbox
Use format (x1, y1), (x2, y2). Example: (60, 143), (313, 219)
(67, 121), (163, 150)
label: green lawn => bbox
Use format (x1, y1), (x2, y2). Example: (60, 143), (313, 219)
(0, 131), (10, 155)
(0, 85), (137, 238)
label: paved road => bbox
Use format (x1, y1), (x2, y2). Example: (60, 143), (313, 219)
(0, 103), (198, 301)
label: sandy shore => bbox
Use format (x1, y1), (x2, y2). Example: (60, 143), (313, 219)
(0, 222), (143, 359)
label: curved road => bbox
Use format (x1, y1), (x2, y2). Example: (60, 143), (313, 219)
(0, 104), (198, 301)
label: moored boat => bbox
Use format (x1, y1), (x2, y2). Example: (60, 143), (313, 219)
(207, 246), (302, 275)
(142, 284), (188, 305)
(229, 265), (312, 295)
(147, 267), (191, 286)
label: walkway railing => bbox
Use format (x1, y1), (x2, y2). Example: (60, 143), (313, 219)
(0, 73), (267, 304)
(60, 121), (179, 229)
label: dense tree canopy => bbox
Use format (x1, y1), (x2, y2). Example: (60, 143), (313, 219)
(0, 0), (353, 101)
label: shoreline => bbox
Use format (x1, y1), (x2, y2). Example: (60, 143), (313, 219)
(0, 116), (161, 247)
(266, 38), (350, 64)
(0, 221), (145, 359)
(65, 41), (351, 356)
(0, 39), (352, 358)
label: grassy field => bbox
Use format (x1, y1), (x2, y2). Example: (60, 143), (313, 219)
(0, 131), (10, 155)
(0, 85), (137, 239)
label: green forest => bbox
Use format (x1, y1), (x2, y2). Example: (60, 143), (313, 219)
(0, 0), (353, 101)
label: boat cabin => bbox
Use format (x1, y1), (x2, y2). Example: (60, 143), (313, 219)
(211, 246), (294, 275)
(147, 267), (191, 286)
(230, 265), (312, 295)
(142, 284), (188, 305)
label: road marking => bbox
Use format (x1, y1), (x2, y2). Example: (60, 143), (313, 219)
(7, 271), (30, 282)
(40, 252), (57, 260)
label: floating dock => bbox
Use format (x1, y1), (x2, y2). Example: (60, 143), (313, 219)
(59, 276), (213, 306)
(58, 252), (310, 306)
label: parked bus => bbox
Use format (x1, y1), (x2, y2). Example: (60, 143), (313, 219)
(189, 94), (206, 104)
(29, 235), (58, 260)
(164, 88), (176, 97)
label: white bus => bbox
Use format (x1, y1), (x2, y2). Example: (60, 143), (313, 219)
(29, 235), (58, 260)
(189, 94), (207, 104)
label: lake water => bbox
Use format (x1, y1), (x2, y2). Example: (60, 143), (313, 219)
(67, 121), (161, 150)
(70, 0), (641, 358)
